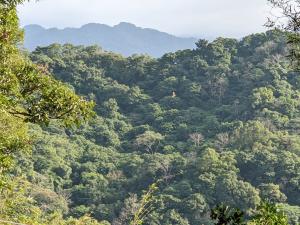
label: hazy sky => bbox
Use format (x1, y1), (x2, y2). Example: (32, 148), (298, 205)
(18, 0), (270, 38)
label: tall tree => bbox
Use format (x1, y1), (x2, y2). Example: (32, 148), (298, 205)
(267, 0), (300, 70)
(0, 0), (93, 175)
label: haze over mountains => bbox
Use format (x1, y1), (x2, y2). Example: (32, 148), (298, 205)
(23, 22), (198, 57)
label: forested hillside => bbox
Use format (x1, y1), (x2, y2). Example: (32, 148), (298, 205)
(15, 30), (300, 224)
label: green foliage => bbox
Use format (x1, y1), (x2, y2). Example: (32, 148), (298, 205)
(0, 110), (28, 175)
(135, 131), (164, 154)
(210, 204), (245, 225)
(0, 0), (93, 175)
(20, 30), (300, 224)
(0, 2), (94, 126)
(249, 202), (289, 225)
(210, 202), (290, 225)
(0, 0), (94, 224)
(131, 183), (158, 225)
(0, 177), (109, 225)
(2, 1), (300, 223)
(278, 203), (300, 225)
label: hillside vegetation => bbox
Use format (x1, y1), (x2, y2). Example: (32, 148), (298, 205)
(19, 30), (300, 224)
(1, 0), (300, 224)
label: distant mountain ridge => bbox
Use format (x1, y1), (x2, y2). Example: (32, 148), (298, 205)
(23, 22), (198, 57)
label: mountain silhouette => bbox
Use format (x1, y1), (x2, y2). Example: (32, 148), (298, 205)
(23, 23), (198, 57)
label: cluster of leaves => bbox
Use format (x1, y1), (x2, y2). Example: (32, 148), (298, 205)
(0, 177), (109, 224)
(211, 202), (289, 225)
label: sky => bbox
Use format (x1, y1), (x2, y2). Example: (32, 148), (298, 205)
(17, 0), (271, 39)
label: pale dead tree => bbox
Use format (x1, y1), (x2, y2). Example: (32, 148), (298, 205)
(189, 133), (204, 147)
(106, 170), (124, 181)
(157, 159), (176, 183)
(214, 133), (230, 152)
(233, 99), (240, 117)
(214, 76), (228, 104)
(58, 189), (72, 205)
(112, 194), (140, 225)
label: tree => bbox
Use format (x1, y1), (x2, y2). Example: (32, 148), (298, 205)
(0, 1), (95, 223)
(112, 194), (140, 225)
(130, 183), (158, 225)
(259, 184), (287, 203)
(210, 204), (245, 225)
(0, 177), (109, 225)
(161, 209), (190, 225)
(249, 202), (289, 225)
(189, 133), (204, 147)
(266, 0), (300, 70)
(252, 87), (275, 109)
(277, 204), (300, 225)
(135, 131), (164, 154)
(0, 1), (94, 125)
(214, 133), (229, 152)
(184, 193), (209, 224)
(0, 0), (94, 175)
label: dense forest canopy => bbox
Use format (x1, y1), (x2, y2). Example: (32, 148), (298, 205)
(1, 0), (300, 224)
(23, 30), (300, 224)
